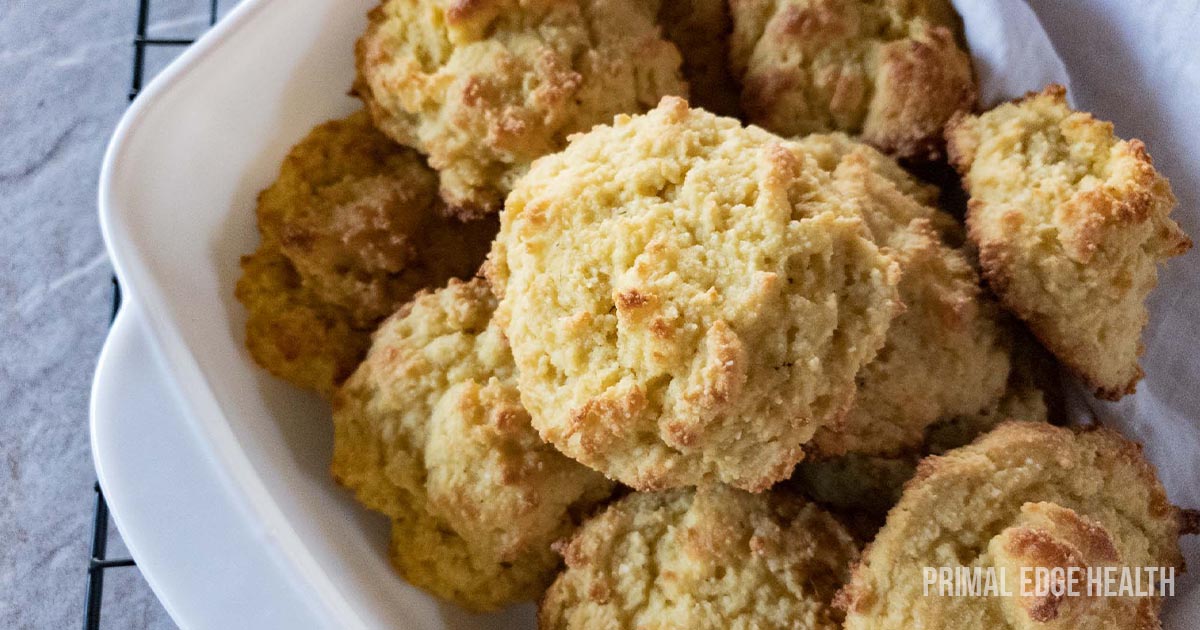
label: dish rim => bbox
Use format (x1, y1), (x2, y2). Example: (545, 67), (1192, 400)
(95, 0), (369, 626)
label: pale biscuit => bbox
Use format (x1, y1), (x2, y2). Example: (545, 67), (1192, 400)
(355, 0), (688, 216)
(838, 422), (1189, 629)
(794, 358), (1050, 533)
(489, 98), (902, 491)
(729, 0), (975, 158)
(540, 485), (859, 629)
(798, 134), (1012, 457)
(948, 85), (1192, 399)
(924, 330), (1054, 454)
(236, 111), (494, 396)
(331, 279), (613, 611)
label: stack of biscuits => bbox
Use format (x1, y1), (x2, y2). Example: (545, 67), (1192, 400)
(235, 1), (1196, 627)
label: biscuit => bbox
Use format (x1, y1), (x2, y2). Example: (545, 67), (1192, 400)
(236, 111), (495, 395)
(793, 376), (1049, 540)
(355, 0), (688, 217)
(489, 98), (902, 491)
(331, 279), (613, 611)
(794, 355), (1050, 532)
(796, 325), (1054, 535)
(236, 249), (371, 396)
(540, 485), (859, 629)
(728, 0), (975, 159)
(924, 330), (1054, 454)
(838, 422), (1188, 629)
(798, 134), (1012, 457)
(947, 85), (1192, 399)
(657, 0), (742, 117)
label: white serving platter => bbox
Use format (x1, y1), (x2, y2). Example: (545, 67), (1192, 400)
(94, 0), (532, 626)
(93, 0), (1200, 627)
(92, 304), (340, 628)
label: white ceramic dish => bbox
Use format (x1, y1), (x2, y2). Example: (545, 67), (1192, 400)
(91, 304), (535, 629)
(95, 0), (532, 626)
(92, 304), (337, 628)
(94, 0), (1200, 627)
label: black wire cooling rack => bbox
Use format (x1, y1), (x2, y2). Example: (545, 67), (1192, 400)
(85, 3), (223, 628)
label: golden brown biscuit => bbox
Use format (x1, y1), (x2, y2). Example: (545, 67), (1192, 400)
(838, 422), (1189, 629)
(331, 279), (613, 611)
(540, 485), (859, 629)
(797, 134), (1012, 457)
(728, 0), (975, 159)
(355, 0), (688, 217)
(657, 0), (742, 117)
(489, 98), (902, 491)
(236, 111), (495, 396)
(236, 249), (372, 396)
(947, 85), (1192, 399)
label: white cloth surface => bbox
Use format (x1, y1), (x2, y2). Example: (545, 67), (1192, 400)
(954, 0), (1072, 106)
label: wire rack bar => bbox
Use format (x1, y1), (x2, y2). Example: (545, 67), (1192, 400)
(83, 483), (116, 629)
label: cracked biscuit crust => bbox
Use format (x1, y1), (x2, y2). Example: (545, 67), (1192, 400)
(236, 112), (494, 396)
(947, 85), (1192, 400)
(330, 279), (613, 611)
(489, 98), (901, 491)
(729, 0), (975, 159)
(540, 485), (859, 630)
(355, 0), (687, 217)
(838, 422), (1187, 629)
(798, 134), (1012, 456)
